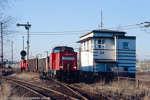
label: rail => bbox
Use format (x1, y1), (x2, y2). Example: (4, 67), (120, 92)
(50, 78), (116, 100)
(68, 84), (116, 100)
(51, 78), (88, 100)
(9, 81), (49, 100)
(1, 76), (78, 100)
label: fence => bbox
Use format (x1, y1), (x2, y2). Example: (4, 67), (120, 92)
(117, 77), (150, 89)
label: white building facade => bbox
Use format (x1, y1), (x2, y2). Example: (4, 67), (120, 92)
(77, 29), (136, 78)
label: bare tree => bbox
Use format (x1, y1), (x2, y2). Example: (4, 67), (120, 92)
(0, 0), (17, 63)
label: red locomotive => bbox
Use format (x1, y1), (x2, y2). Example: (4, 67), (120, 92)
(50, 46), (78, 81)
(20, 46), (79, 82)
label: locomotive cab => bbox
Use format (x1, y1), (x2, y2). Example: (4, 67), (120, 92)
(50, 46), (79, 82)
(51, 46), (77, 71)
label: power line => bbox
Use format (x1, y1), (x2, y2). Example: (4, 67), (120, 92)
(31, 30), (90, 33)
(17, 27), (140, 36)
(106, 24), (138, 30)
(5, 23), (148, 36)
(17, 32), (86, 35)
(16, 30), (90, 34)
(16, 25), (139, 36)
(118, 26), (140, 30)
(15, 23), (139, 35)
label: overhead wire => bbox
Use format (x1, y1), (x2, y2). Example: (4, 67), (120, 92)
(118, 26), (140, 30)
(13, 23), (145, 36)
(17, 32), (87, 35)
(106, 24), (138, 30)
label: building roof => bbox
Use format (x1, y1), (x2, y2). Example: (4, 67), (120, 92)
(95, 59), (116, 63)
(77, 36), (113, 43)
(77, 36), (135, 43)
(80, 29), (126, 38)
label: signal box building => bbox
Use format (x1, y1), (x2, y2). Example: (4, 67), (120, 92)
(77, 29), (136, 78)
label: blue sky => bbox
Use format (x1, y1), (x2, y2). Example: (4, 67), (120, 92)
(5, 0), (150, 61)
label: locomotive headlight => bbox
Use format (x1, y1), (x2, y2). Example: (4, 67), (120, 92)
(60, 66), (63, 69)
(73, 66), (77, 69)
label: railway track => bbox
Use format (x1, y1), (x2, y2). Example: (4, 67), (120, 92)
(7, 81), (49, 100)
(47, 78), (116, 100)
(67, 84), (116, 100)
(0, 76), (80, 100)
(0, 75), (117, 100)
(44, 78), (88, 100)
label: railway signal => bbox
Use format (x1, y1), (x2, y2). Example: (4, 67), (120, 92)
(20, 50), (26, 61)
(17, 22), (31, 61)
(20, 50), (26, 57)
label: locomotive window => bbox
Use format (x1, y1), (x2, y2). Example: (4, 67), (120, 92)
(66, 47), (74, 52)
(53, 48), (62, 53)
(53, 47), (74, 53)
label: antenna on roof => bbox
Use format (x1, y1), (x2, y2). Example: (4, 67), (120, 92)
(99, 10), (104, 29)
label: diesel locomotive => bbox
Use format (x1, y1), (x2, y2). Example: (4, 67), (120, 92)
(20, 46), (80, 82)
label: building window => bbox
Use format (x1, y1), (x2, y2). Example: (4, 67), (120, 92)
(123, 42), (129, 49)
(100, 51), (104, 54)
(84, 42), (86, 50)
(87, 40), (89, 50)
(96, 39), (105, 49)
(89, 40), (92, 49)
(102, 40), (105, 44)
(91, 39), (94, 49)
(82, 42), (86, 51)
(98, 40), (101, 44)
(82, 43), (84, 51)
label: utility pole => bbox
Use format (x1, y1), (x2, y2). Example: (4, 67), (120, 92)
(45, 51), (48, 57)
(27, 22), (30, 60)
(0, 22), (3, 68)
(11, 41), (13, 64)
(100, 10), (103, 29)
(17, 22), (31, 61)
(23, 36), (24, 50)
(30, 52), (32, 58)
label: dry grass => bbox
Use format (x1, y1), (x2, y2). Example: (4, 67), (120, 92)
(0, 82), (12, 99)
(74, 80), (150, 99)
(0, 82), (25, 100)
(0, 81), (33, 100)
(11, 72), (41, 81)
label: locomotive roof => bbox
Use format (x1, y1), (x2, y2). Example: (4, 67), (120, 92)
(80, 29), (126, 38)
(53, 46), (73, 49)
